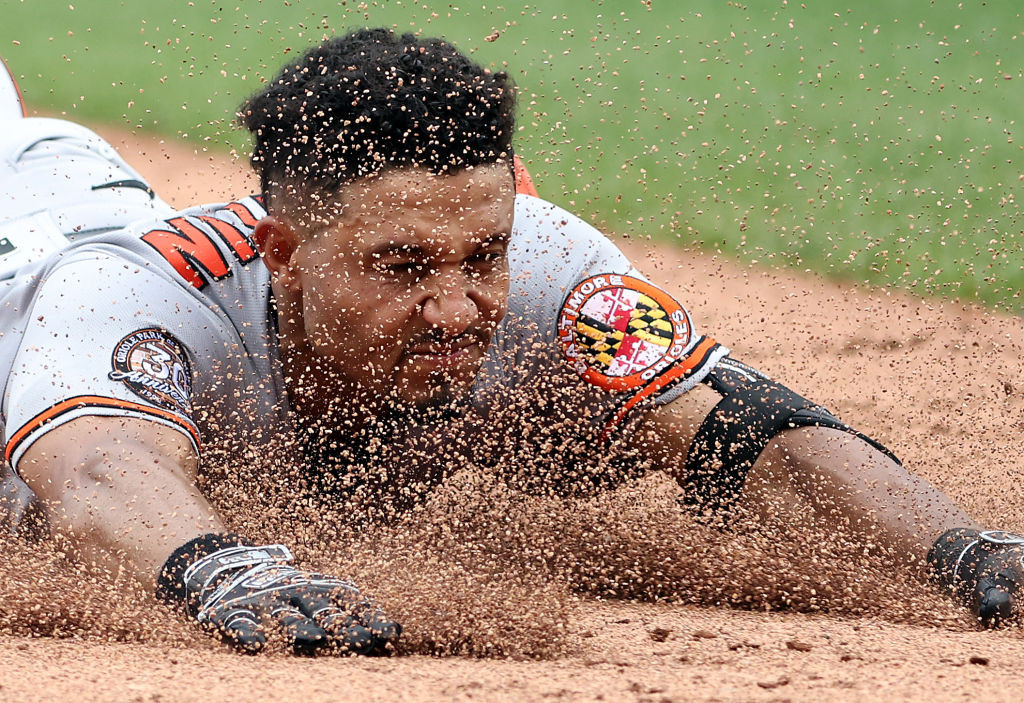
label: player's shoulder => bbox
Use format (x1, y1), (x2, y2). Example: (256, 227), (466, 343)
(511, 194), (632, 282)
(513, 193), (604, 242)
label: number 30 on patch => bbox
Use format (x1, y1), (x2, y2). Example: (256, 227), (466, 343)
(109, 327), (193, 414)
(557, 274), (694, 392)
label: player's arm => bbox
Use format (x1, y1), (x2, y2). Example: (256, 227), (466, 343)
(548, 235), (970, 554)
(18, 416), (217, 588)
(541, 201), (1020, 626)
(630, 360), (1024, 626)
(17, 416), (400, 654)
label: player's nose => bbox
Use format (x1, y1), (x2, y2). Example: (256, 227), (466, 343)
(420, 271), (477, 336)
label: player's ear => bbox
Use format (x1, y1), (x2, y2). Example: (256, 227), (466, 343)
(255, 216), (302, 291)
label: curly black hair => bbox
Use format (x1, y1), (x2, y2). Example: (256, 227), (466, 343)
(238, 28), (516, 208)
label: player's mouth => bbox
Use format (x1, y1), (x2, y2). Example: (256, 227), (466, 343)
(402, 335), (482, 371)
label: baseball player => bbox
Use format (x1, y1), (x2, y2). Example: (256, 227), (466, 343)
(0, 30), (1018, 655)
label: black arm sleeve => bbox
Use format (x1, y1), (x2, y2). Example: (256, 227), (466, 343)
(683, 356), (900, 513)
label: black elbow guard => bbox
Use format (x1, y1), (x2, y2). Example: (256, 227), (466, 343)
(683, 356), (900, 513)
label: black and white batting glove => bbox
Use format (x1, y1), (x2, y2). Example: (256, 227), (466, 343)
(927, 528), (1024, 627)
(156, 533), (401, 654)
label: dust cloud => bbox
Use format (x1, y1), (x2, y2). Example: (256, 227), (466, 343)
(0, 447), (969, 659)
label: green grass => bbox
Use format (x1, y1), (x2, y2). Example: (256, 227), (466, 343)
(2, 1), (1022, 308)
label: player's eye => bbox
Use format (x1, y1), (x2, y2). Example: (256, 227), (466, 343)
(464, 242), (508, 276)
(376, 261), (426, 278)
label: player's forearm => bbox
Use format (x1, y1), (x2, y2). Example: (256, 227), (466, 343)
(750, 425), (979, 558)
(634, 387), (977, 560)
(18, 417), (224, 590)
(48, 455), (220, 588)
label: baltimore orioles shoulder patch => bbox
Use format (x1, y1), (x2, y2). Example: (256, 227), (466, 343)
(557, 273), (699, 392)
(109, 327), (193, 415)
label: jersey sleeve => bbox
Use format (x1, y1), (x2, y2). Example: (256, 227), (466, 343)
(489, 194), (728, 441)
(3, 251), (203, 470)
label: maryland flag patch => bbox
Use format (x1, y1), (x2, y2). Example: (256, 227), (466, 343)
(557, 274), (697, 392)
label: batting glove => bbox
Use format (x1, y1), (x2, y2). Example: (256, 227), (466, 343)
(156, 533), (401, 654)
(928, 528), (1024, 626)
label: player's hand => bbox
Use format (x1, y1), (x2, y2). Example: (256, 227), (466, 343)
(928, 529), (1024, 627)
(158, 536), (401, 654)
(968, 546), (1023, 625)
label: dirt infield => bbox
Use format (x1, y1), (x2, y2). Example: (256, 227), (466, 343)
(1, 126), (1022, 702)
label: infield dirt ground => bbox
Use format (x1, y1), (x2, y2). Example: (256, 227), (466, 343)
(0, 126), (1021, 702)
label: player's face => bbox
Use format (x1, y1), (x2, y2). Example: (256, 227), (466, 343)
(292, 163), (515, 408)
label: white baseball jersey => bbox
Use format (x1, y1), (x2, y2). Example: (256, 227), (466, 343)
(0, 118), (728, 475)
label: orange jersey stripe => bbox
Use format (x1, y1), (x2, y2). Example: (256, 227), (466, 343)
(5, 395), (201, 463)
(599, 337), (719, 444)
